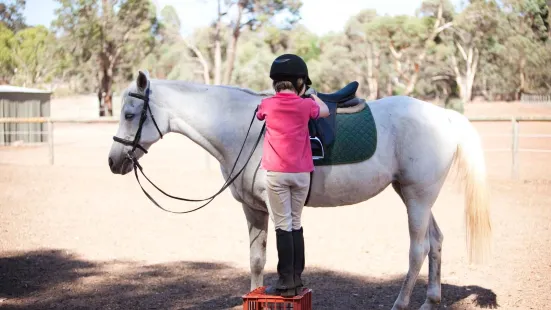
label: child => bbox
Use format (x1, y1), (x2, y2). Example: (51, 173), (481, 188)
(256, 54), (330, 297)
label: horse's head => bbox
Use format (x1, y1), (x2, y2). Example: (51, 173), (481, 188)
(108, 70), (170, 175)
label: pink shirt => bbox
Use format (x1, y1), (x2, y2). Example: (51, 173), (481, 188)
(256, 92), (320, 173)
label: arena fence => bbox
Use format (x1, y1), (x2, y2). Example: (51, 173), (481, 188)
(0, 116), (550, 179)
(520, 94), (551, 105)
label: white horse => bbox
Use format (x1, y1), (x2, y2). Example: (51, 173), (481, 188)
(108, 71), (491, 310)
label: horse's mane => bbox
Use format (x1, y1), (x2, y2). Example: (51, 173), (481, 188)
(215, 84), (275, 97)
(152, 79), (274, 97)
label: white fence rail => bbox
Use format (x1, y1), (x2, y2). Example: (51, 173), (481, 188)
(520, 94), (551, 105)
(1, 116), (550, 178)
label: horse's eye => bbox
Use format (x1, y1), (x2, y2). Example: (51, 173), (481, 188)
(125, 113), (134, 120)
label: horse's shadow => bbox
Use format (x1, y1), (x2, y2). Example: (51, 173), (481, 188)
(0, 249), (498, 309)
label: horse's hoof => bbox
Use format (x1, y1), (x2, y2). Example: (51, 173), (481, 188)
(419, 301), (438, 310)
(391, 303), (407, 310)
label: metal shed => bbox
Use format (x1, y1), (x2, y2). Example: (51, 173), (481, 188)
(0, 85), (52, 145)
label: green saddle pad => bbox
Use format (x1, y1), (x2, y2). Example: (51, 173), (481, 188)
(314, 104), (377, 166)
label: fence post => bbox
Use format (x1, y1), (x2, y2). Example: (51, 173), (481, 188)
(48, 119), (54, 165)
(511, 117), (519, 179)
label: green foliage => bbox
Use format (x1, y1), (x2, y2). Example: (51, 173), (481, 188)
(287, 25), (320, 62)
(233, 31), (275, 90)
(0, 0), (26, 32)
(10, 25), (58, 85)
(444, 97), (464, 114)
(239, 0), (302, 30)
(2, 0), (550, 104)
(0, 23), (14, 82)
(51, 0), (159, 98)
(308, 36), (357, 92)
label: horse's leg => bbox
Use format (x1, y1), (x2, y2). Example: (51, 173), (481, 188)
(419, 214), (444, 310)
(391, 180), (444, 310)
(242, 204), (269, 290)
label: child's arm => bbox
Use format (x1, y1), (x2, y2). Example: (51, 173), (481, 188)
(311, 94), (330, 118)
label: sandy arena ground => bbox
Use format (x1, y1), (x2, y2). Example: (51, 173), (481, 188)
(1, 99), (550, 309)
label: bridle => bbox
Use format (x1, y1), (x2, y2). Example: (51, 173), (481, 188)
(112, 84), (266, 214)
(112, 88), (163, 154)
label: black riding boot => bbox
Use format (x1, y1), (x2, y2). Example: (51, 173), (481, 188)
(265, 229), (296, 297)
(293, 227), (305, 291)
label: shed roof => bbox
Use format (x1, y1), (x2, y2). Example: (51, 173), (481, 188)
(0, 85), (52, 94)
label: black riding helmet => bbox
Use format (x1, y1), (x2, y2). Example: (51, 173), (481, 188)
(269, 54), (312, 94)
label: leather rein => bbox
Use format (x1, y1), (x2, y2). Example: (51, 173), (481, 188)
(112, 86), (266, 214)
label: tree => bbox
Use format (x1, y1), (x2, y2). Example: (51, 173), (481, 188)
(500, 0), (550, 97)
(232, 28), (276, 90)
(0, 0), (26, 32)
(52, 0), (159, 116)
(0, 23), (14, 83)
(345, 9), (384, 99)
(371, 0), (453, 96)
(140, 5), (211, 84)
(444, 0), (500, 102)
(9, 25), (58, 87)
(307, 32), (356, 93)
(218, 0), (302, 85)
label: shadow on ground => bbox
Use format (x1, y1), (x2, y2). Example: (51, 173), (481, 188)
(0, 249), (498, 310)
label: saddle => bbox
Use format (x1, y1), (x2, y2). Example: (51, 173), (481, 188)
(307, 81), (366, 159)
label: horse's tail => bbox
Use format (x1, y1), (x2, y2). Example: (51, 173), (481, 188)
(448, 109), (492, 264)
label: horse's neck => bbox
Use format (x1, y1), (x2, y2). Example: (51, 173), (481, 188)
(157, 81), (263, 167)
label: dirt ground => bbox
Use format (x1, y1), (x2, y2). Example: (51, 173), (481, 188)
(0, 100), (550, 309)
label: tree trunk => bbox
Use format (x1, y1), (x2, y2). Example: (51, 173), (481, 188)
(101, 63), (114, 116)
(465, 47), (478, 103)
(451, 44), (478, 103)
(355, 71), (365, 98)
(517, 56), (526, 100)
(404, 65), (418, 96)
(182, 39), (210, 85)
(387, 78), (393, 96)
(222, 1), (244, 85)
(366, 44), (379, 100)
(214, 0), (222, 85)
(99, 0), (112, 116)
(391, 1), (452, 96)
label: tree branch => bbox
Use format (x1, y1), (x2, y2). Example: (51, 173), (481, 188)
(450, 54), (460, 77)
(431, 75), (452, 81)
(428, 1), (452, 41)
(434, 0), (443, 29)
(456, 42), (468, 61)
(389, 42), (402, 59)
(240, 18), (256, 29)
(435, 22), (453, 34)
(471, 47), (479, 72)
(182, 38), (211, 84)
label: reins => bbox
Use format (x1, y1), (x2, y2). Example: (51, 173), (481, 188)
(113, 85), (266, 214)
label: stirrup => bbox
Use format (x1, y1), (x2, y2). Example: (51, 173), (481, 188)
(310, 136), (324, 160)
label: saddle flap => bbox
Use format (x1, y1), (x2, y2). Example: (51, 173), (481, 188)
(308, 101), (337, 146)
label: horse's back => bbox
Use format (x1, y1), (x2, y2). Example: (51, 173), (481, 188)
(368, 96), (459, 186)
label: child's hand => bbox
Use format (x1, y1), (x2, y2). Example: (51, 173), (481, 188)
(310, 94), (330, 118)
(304, 87), (317, 97)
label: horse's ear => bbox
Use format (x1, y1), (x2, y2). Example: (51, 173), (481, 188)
(137, 70), (149, 91)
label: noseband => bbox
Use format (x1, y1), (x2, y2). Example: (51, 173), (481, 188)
(112, 85), (265, 214)
(112, 88), (163, 155)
